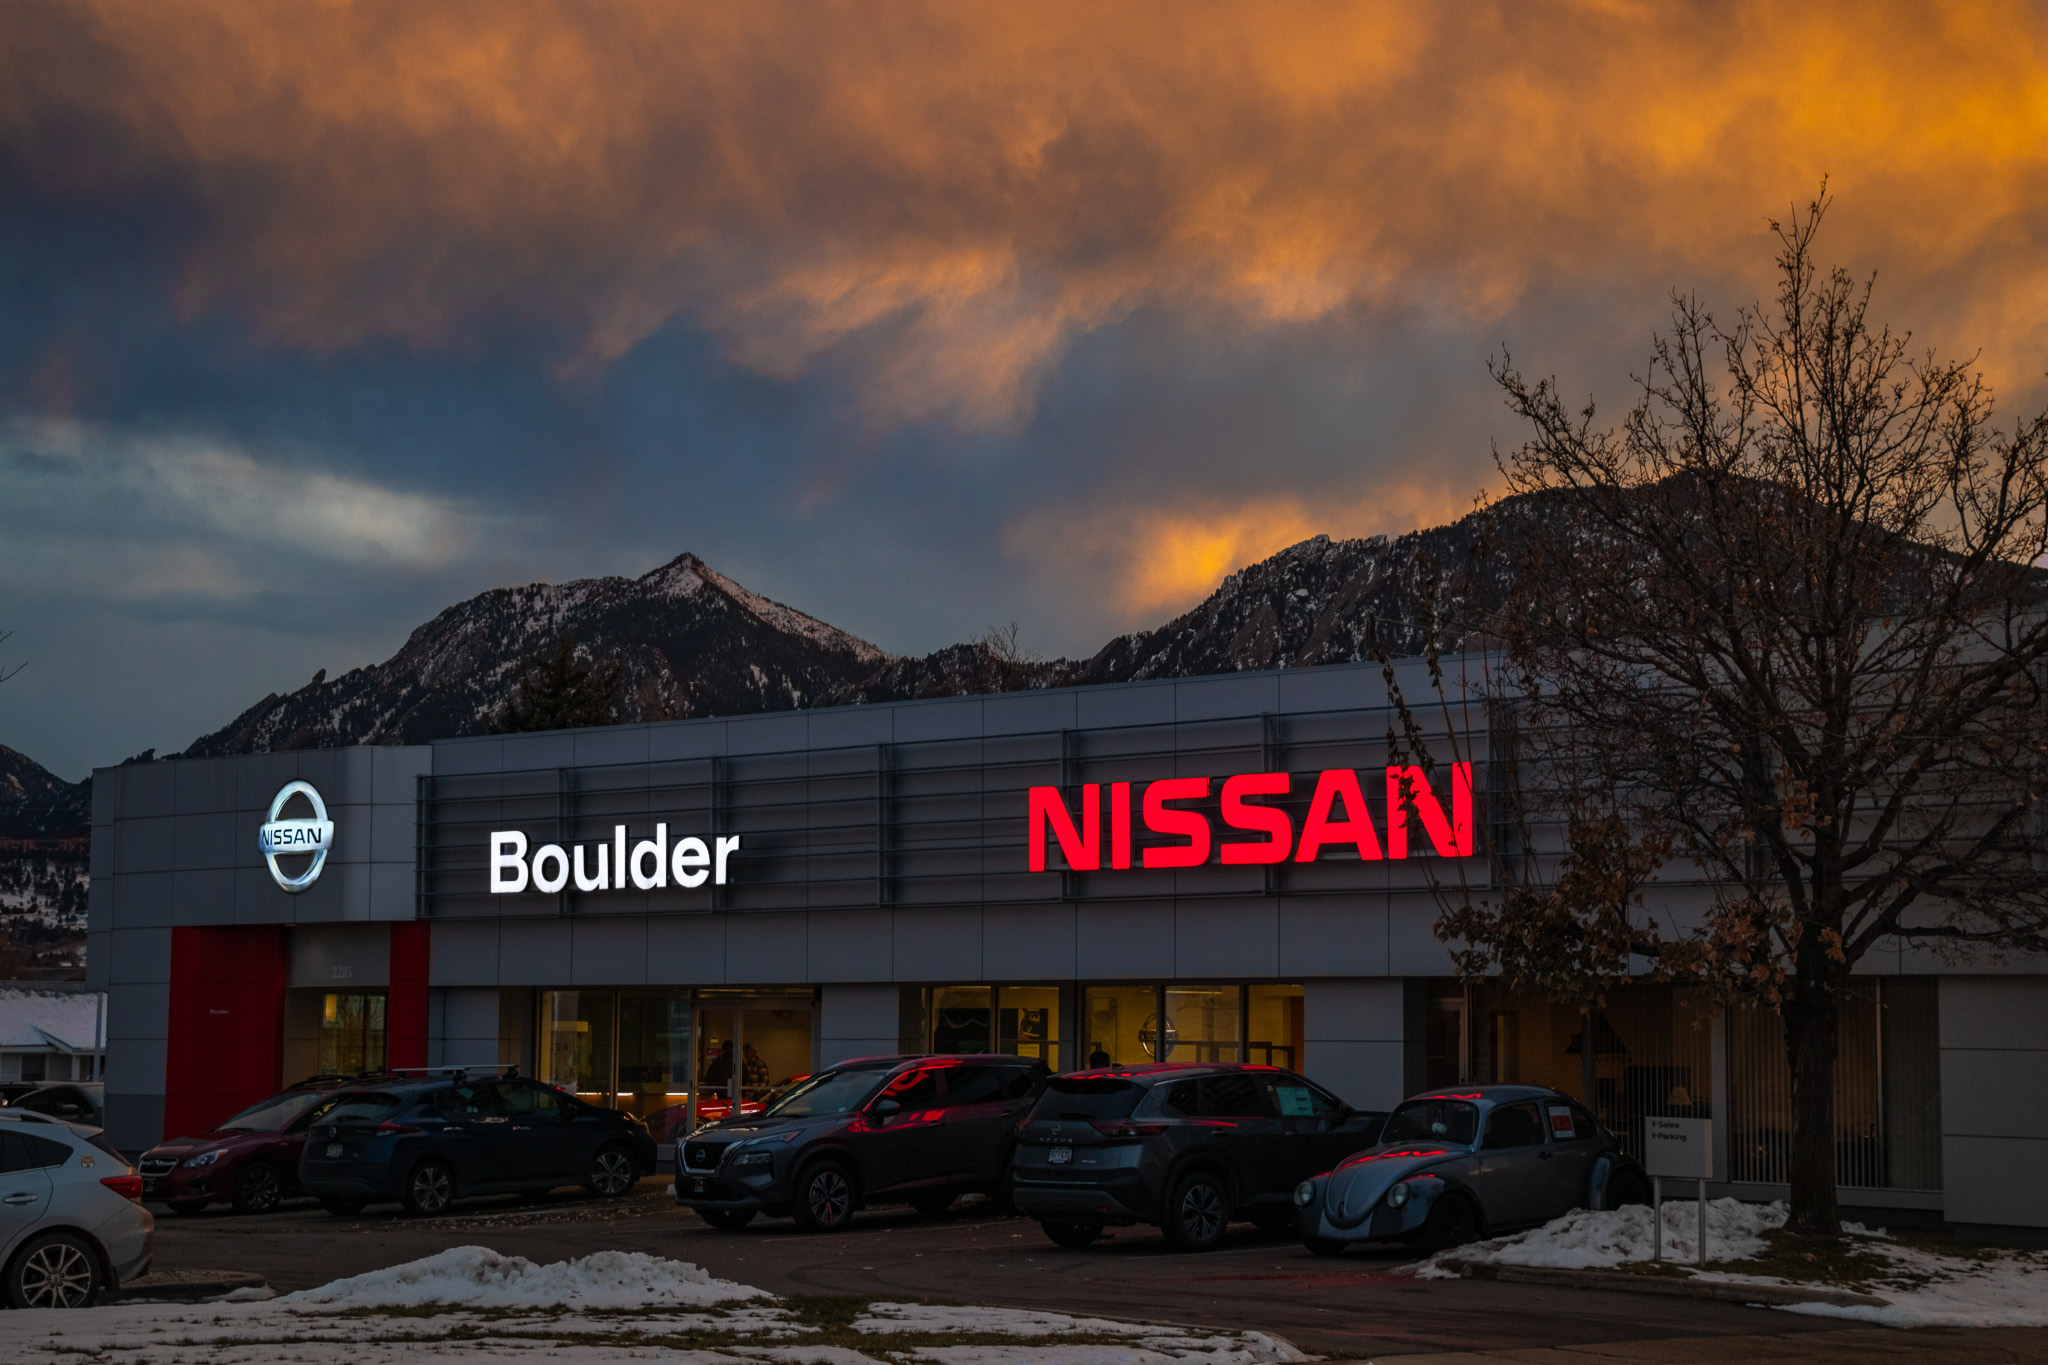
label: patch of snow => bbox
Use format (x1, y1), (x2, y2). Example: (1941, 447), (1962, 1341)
(855, 1303), (1151, 1336)
(1415, 1197), (1787, 1276)
(1780, 1240), (2048, 1328)
(277, 1245), (768, 1310)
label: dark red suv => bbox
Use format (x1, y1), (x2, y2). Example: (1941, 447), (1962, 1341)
(140, 1079), (351, 1215)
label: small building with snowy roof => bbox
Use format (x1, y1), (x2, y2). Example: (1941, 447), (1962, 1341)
(0, 984), (106, 1084)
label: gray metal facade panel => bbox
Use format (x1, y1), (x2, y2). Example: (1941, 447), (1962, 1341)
(172, 812), (237, 872)
(570, 917), (652, 985)
(108, 927), (174, 986)
(170, 869), (235, 926)
(434, 737), (506, 775)
(119, 760), (177, 818)
(91, 770), (118, 827)
(1076, 684), (1176, 731)
(647, 915), (727, 983)
(497, 732), (577, 773)
(981, 690), (1080, 737)
(428, 919), (501, 986)
(373, 746), (435, 804)
(1279, 900), (1392, 979)
(368, 801), (416, 863)
(368, 863), (417, 921)
(805, 909), (893, 982)
(888, 697), (982, 743)
(173, 757), (238, 815)
(1174, 673), (1282, 722)
(723, 712), (811, 756)
(725, 911), (809, 984)
(497, 919), (575, 985)
(982, 904), (1077, 980)
(573, 726), (653, 769)
(805, 707), (895, 750)
(115, 817), (174, 875)
(647, 721), (730, 761)
(1075, 903), (1176, 979)
(232, 752), (301, 812)
(112, 871), (173, 929)
(1174, 901), (1279, 979)
(890, 906), (982, 981)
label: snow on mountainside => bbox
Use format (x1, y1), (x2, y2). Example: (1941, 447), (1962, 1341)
(179, 553), (895, 756)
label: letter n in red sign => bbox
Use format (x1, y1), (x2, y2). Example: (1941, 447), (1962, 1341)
(1028, 785), (1100, 871)
(1294, 769), (1383, 862)
(1386, 762), (1473, 858)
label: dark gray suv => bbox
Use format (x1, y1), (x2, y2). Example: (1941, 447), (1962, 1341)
(676, 1054), (1049, 1232)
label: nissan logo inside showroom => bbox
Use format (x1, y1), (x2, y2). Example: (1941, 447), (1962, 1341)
(259, 780), (334, 893)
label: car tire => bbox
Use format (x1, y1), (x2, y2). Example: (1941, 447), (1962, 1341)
(699, 1208), (757, 1231)
(402, 1159), (456, 1217)
(790, 1160), (856, 1233)
(1607, 1168), (1652, 1209)
(1040, 1220), (1104, 1248)
(1302, 1235), (1347, 1257)
(1162, 1169), (1231, 1253)
(231, 1161), (285, 1215)
(1415, 1191), (1479, 1253)
(317, 1195), (367, 1217)
(4, 1231), (104, 1309)
(907, 1191), (955, 1216)
(585, 1145), (637, 1199)
(165, 1199), (211, 1216)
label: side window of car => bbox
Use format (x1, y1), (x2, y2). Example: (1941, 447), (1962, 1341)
(942, 1066), (1007, 1108)
(0, 1132), (70, 1170)
(0, 1132), (28, 1173)
(442, 1084), (500, 1118)
(1159, 1081), (1200, 1117)
(879, 1069), (941, 1113)
(502, 1084), (566, 1120)
(998, 1068), (1039, 1101)
(1200, 1075), (1270, 1118)
(1267, 1078), (1342, 1120)
(1546, 1100), (1598, 1145)
(1482, 1102), (1546, 1149)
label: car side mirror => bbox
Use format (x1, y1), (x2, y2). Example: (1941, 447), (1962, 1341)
(874, 1099), (902, 1119)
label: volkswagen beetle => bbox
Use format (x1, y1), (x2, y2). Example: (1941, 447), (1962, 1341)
(1292, 1085), (1651, 1254)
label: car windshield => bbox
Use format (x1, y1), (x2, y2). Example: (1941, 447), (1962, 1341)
(1029, 1077), (1141, 1122)
(759, 1069), (885, 1118)
(219, 1090), (331, 1132)
(1381, 1098), (1480, 1145)
(319, 1093), (405, 1126)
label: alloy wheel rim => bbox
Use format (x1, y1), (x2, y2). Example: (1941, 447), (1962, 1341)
(20, 1242), (93, 1308)
(1181, 1183), (1224, 1241)
(414, 1166), (452, 1212)
(595, 1152), (632, 1195)
(245, 1166), (281, 1210)
(811, 1171), (850, 1225)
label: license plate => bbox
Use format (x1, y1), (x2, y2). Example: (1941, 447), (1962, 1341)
(1047, 1146), (1073, 1165)
(692, 1178), (706, 1194)
(326, 1143), (343, 1158)
(142, 1179), (158, 1194)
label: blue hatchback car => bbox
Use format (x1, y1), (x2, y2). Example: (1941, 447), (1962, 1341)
(298, 1071), (658, 1216)
(1292, 1084), (1651, 1254)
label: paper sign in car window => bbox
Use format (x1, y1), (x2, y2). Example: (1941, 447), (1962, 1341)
(1547, 1104), (1576, 1139)
(1276, 1086), (1317, 1117)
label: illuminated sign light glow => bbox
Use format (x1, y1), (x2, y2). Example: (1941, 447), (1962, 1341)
(489, 825), (740, 895)
(1028, 763), (1473, 872)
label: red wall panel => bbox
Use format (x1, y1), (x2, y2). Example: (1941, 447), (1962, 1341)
(165, 925), (289, 1141)
(387, 921), (431, 1070)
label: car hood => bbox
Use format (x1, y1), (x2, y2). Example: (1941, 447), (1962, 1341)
(148, 1129), (278, 1156)
(693, 1113), (816, 1140)
(1322, 1145), (1469, 1229)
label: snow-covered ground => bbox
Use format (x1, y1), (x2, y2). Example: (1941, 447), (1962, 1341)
(0, 1246), (1308, 1364)
(1418, 1197), (2048, 1328)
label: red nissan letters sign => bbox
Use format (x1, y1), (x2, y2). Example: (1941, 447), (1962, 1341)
(1028, 763), (1473, 871)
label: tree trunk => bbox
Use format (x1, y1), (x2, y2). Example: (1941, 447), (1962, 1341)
(1781, 974), (1843, 1235)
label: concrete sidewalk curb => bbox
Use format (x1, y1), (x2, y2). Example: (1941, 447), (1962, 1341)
(1438, 1258), (1890, 1309)
(116, 1270), (269, 1303)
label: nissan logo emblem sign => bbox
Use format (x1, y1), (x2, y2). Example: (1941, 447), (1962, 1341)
(260, 780), (334, 893)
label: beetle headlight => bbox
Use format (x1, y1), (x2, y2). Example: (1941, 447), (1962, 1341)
(181, 1150), (222, 1168)
(1292, 1179), (1318, 1207)
(1386, 1181), (1410, 1208)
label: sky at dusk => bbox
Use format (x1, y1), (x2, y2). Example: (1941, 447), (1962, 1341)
(2, 0), (2046, 778)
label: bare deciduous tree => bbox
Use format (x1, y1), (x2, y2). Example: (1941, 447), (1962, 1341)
(1428, 191), (2048, 1235)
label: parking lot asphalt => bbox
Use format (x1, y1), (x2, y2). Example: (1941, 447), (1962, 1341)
(143, 1180), (2048, 1362)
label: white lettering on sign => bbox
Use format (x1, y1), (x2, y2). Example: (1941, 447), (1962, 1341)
(489, 826), (740, 895)
(1644, 1115), (1714, 1179)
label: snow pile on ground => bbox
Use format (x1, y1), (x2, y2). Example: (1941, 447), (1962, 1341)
(278, 1245), (770, 1310)
(0, 1247), (1307, 1364)
(1781, 1241), (2048, 1329)
(1418, 1197), (1787, 1275)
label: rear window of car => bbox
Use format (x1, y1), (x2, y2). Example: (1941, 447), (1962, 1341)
(319, 1093), (405, 1125)
(1029, 1077), (1141, 1122)
(1382, 1098), (1479, 1144)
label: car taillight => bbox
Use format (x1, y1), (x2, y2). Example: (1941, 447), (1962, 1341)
(1089, 1120), (1167, 1137)
(376, 1120), (421, 1135)
(101, 1175), (144, 1201)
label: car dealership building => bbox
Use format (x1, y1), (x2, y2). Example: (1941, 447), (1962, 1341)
(87, 656), (2048, 1237)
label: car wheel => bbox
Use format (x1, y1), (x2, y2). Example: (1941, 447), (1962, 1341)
(907, 1191), (955, 1216)
(790, 1161), (856, 1233)
(165, 1199), (211, 1216)
(699, 1208), (757, 1231)
(1607, 1168), (1652, 1209)
(231, 1161), (284, 1215)
(1039, 1220), (1104, 1249)
(1416, 1191), (1479, 1253)
(317, 1195), (367, 1217)
(1162, 1170), (1231, 1252)
(585, 1145), (637, 1199)
(402, 1159), (456, 1217)
(1302, 1235), (1347, 1257)
(5, 1232), (103, 1309)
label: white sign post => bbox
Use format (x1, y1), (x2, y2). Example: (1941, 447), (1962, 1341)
(1643, 1116), (1714, 1265)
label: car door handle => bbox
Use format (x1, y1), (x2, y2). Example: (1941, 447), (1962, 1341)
(1, 1192), (38, 1205)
